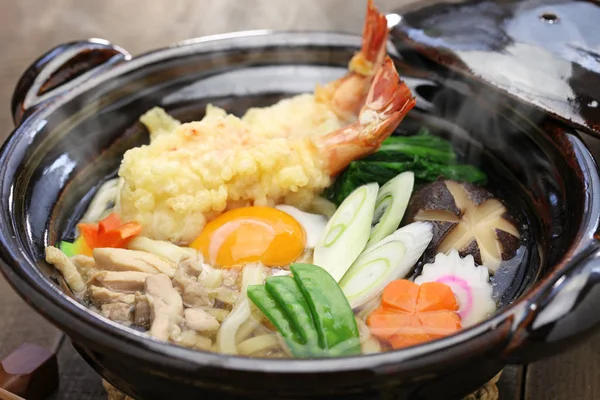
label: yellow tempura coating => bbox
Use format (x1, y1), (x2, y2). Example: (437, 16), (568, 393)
(118, 97), (341, 244)
(241, 94), (343, 140)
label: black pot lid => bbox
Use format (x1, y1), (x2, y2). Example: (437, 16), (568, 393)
(388, 0), (600, 138)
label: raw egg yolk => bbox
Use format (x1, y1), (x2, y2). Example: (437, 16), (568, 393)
(190, 206), (306, 267)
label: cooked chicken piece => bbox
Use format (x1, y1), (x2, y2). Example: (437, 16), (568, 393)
(170, 328), (214, 351)
(134, 293), (151, 328)
(145, 274), (183, 341)
(127, 237), (199, 264)
(171, 329), (198, 348)
(71, 255), (95, 279)
(89, 286), (135, 304)
(93, 248), (176, 277)
(45, 246), (86, 294)
(199, 307), (230, 322)
(182, 282), (212, 308)
(172, 257), (204, 293)
(194, 335), (213, 351)
(172, 265), (195, 289)
(179, 257), (204, 277)
(101, 303), (133, 324)
(89, 271), (151, 293)
(184, 308), (220, 332)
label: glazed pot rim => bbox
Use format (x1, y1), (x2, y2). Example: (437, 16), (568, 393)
(0, 30), (599, 374)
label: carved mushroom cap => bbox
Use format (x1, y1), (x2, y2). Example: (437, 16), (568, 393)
(404, 180), (520, 273)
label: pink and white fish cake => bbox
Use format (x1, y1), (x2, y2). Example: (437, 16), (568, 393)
(415, 250), (496, 327)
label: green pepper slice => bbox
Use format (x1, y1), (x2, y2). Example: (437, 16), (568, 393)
(59, 241), (78, 257)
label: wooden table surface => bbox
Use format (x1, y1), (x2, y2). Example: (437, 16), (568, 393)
(0, 1), (599, 399)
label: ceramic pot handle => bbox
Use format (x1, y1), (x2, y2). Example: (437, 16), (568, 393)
(11, 39), (131, 127)
(503, 135), (600, 364)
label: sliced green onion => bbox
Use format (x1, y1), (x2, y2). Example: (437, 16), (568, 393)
(367, 171), (414, 247)
(339, 221), (433, 308)
(313, 183), (378, 282)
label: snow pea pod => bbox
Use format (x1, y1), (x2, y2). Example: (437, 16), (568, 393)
(290, 263), (361, 355)
(247, 285), (308, 357)
(248, 264), (361, 358)
(265, 276), (320, 351)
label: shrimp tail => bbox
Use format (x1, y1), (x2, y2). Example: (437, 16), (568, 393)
(315, 0), (390, 121)
(315, 57), (416, 176)
(351, 0), (389, 75)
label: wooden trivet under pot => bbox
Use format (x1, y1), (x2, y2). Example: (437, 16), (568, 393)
(103, 372), (502, 400)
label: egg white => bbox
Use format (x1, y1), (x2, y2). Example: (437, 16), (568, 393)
(275, 205), (328, 249)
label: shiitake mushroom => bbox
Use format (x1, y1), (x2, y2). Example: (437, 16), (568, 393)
(404, 180), (520, 273)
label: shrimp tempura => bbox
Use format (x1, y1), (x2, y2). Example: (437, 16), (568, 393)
(118, 58), (415, 244)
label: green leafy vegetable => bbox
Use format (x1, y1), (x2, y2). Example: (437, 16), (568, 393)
(325, 130), (487, 205)
(366, 135), (457, 164)
(327, 160), (486, 204)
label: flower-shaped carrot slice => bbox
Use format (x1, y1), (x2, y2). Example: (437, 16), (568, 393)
(381, 279), (420, 312)
(416, 312), (461, 338)
(368, 311), (417, 340)
(367, 279), (462, 350)
(417, 281), (459, 313)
